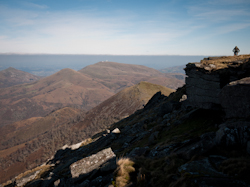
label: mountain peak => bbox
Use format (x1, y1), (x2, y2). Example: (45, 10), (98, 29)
(5, 67), (17, 71)
(0, 67), (41, 88)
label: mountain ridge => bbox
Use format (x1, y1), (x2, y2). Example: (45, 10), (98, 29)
(0, 67), (41, 88)
(0, 81), (174, 184)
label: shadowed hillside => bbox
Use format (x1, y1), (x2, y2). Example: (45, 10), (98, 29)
(0, 67), (41, 88)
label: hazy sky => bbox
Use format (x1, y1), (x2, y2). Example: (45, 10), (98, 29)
(0, 0), (249, 55)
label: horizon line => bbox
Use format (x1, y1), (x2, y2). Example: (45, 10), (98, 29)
(0, 52), (217, 57)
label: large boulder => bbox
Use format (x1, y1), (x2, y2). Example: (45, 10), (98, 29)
(70, 147), (116, 178)
(185, 55), (250, 110)
(216, 121), (250, 148)
(220, 77), (250, 119)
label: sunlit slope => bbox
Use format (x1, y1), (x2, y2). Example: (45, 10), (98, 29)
(0, 67), (41, 88)
(0, 68), (113, 126)
(79, 61), (184, 92)
(75, 81), (174, 130)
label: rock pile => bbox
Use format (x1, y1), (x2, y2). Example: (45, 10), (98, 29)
(185, 55), (250, 112)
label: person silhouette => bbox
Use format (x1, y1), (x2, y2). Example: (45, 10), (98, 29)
(233, 46), (240, 56)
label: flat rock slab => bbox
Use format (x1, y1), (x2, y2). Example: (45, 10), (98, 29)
(70, 147), (116, 178)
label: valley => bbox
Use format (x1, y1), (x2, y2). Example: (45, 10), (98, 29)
(0, 62), (181, 184)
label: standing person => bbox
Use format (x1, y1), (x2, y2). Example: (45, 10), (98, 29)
(233, 46), (240, 56)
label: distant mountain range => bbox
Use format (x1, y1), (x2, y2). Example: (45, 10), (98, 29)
(0, 62), (184, 127)
(0, 62), (182, 183)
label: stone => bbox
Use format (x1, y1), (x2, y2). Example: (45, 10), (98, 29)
(178, 157), (226, 177)
(200, 132), (216, 153)
(220, 77), (250, 119)
(179, 94), (187, 102)
(54, 179), (60, 187)
(175, 133), (215, 160)
(15, 169), (42, 187)
(90, 176), (103, 186)
(79, 179), (90, 187)
(208, 155), (227, 170)
(70, 148), (116, 178)
(128, 147), (148, 157)
(215, 121), (250, 147)
(157, 101), (178, 117)
(112, 128), (120, 134)
(148, 131), (159, 144)
(100, 158), (117, 173)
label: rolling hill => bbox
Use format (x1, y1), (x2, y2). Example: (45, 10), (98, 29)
(75, 81), (175, 131)
(0, 67), (41, 88)
(0, 107), (83, 184)
(0, 68), (114, 127)
(0, 62), (184, 127)
(0, 81), (174, 184)
(79, 61), (184, 91)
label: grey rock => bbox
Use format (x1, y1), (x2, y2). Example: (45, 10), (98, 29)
(216, 121), (250, 147)
(54, 179), (60, 187)
(100, 158), (116, 173)
(112, 128), (120, 134)
(178, 157), (225, 177)
(176, 132), (216, 159)
(220, 77), (250, 119)
(70, 148), (116, 178)
(148, 131), (159, 144)
(90, 176), (103, 186)
(79, 179), (90, 187)
(209, 155), (227, 170)
(128, 147), (148, 157)
(163, 113), (171, 119)
(179, 94), (187, 102)
(148, 145), (176, 158)
(200, 132), (216, 152)
(15, 169), (42, 187)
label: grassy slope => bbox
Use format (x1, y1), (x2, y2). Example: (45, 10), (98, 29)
(0, 67), (41, 88)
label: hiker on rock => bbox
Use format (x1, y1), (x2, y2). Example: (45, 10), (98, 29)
(233, 46), (240, 56)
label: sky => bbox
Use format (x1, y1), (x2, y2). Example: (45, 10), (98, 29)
(0, 0), (250, 56)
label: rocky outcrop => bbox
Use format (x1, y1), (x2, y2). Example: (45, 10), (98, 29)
(220, 77), (250, 119)
(216, 121), (250, 148)
(185, 55), (250, 110)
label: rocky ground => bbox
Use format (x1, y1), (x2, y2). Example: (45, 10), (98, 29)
(2, 55), (250, 187)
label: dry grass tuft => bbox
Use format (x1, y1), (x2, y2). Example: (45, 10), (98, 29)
(114, 158), (136, 187)
(80, 138), (93, 147)
(15, 164), (53, 181)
